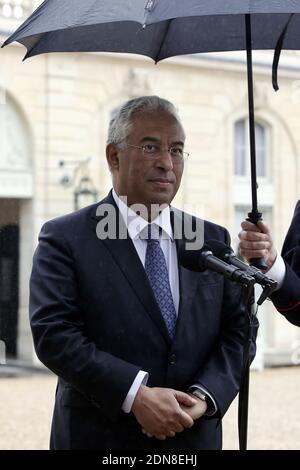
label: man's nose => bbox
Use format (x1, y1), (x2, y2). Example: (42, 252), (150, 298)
(154, 148), (174, 170)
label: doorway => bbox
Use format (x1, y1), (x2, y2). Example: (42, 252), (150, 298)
(0, 199), (19, 358)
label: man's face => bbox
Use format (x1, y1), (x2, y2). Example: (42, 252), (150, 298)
(107, 111), (185, 213)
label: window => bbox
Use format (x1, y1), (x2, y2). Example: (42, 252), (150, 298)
(234, 118), (269, 179)
(233, 204), (274, 370)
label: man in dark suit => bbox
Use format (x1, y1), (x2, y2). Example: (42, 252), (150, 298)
(239, 201), (300, 326)
(30, 96), (256, 450)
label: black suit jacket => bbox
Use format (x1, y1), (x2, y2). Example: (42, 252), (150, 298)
(271, 201), (300, 326)
(29, 191), (256, 450)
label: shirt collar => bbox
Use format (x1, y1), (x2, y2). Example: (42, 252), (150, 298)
(112, 189), (173, 241)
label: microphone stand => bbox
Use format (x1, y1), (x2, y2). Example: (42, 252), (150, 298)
(238, 282), (258, 451)
(237, 275), (275, 450)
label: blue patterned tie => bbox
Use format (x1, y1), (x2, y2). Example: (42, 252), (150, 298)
(144, 224), (177, 339)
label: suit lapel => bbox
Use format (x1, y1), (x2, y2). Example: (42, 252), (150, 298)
(171, 209), (199, 338)
(91, 192), (172, 345)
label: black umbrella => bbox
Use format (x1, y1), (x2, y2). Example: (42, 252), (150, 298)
(2, 0), (300, 269)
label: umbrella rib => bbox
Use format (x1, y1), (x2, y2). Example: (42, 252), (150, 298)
(153, 19), (172, 63)
(272, 14), (295, 92)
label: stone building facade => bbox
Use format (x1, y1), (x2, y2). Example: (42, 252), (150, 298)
(0, 1), (300, 367)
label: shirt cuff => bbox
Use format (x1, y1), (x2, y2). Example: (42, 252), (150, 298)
(121, 370), (149, 413)
(266, 254), (286, 290)
(189, 384), (218, 416)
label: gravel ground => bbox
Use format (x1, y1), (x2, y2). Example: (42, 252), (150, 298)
(0, 367), (299, 450)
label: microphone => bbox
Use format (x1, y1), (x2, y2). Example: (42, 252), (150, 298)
(179, 244), (255, 287)
(205, 239), (278, 304)
(206, 239), (278, 286)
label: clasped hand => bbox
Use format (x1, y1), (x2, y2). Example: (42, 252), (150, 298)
(132, 385), (207, 441)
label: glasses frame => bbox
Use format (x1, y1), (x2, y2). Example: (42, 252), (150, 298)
(125, 143), (189, 161)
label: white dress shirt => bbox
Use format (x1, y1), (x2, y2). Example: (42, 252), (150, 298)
(254, 253), (286, 304)
(266, 254), (286, 289)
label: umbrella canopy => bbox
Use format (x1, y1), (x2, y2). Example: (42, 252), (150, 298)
(2, 1), (300, 61)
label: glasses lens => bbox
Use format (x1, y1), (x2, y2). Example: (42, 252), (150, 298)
(170, 147), (184, 158)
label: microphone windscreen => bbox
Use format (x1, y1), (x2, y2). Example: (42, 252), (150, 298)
(205, 239), (233, 260)
(178, 244), (210, 272)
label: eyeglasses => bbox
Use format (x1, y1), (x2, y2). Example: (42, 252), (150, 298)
(126, 143), (189, 161)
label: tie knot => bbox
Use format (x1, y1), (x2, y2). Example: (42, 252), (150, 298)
(140, 224), (160, 242)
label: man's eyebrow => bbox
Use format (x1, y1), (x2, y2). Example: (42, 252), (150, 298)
(172, 140), (185, 147)
(139, 137), (185, 146)
(140, 136), (161, 144)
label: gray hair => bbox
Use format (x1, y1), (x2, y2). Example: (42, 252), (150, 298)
(107, 96), (182, 148)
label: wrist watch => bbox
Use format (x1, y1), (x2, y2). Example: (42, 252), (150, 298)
(191, 389), (207, 401)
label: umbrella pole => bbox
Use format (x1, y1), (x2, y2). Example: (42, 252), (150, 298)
(245, 14), (268, 271)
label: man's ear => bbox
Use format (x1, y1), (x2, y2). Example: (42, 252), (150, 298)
(106, 143), (120, 171)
